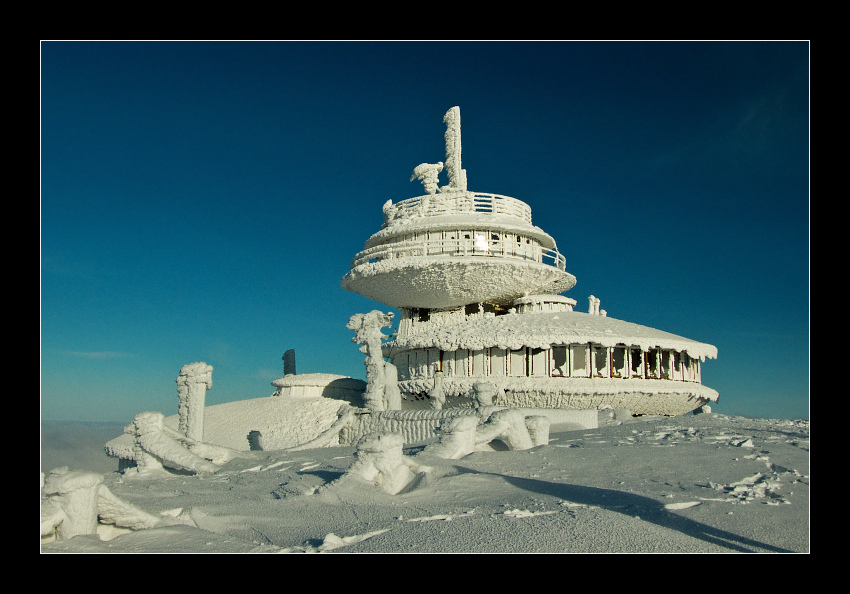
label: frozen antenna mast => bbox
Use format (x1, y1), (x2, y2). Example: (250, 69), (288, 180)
(442, 106), (467, 192)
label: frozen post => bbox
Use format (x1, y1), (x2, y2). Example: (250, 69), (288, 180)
(177, 362), (213, 442)
(429, 371), (446, 410)
(441, 106), (467, 192)
(472, 381), (496, 407)
(525, 415), (551, 447)
(283, 349), (296, 376)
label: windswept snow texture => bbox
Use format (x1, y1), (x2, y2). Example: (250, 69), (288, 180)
(45, 413), (808, 553)
(343, 256), (576, 310)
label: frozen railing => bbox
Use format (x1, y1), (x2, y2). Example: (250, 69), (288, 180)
(351, 236), (567, 271)
(383, 192), (533, 226)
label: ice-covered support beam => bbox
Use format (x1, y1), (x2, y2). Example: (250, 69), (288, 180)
(441, 106), (467, 192)
(177, 362), (213, 442)
(347, 311), (399, 412)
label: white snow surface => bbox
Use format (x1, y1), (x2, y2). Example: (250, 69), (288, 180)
(104, 397), (349, 458)
(43, 412), (809, 553)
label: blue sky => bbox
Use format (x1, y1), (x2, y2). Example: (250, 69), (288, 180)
(41, 41), (809, 422)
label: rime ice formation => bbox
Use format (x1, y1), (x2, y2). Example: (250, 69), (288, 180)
(128, 411), (242, 475)
(347, 311), (401, 411)
(422, 410), (550, 460)
(410, 162), (444, 195)
(428, 370), (446, 409)
(441, 106), (467, 192)
(337, 433), (431, 495)
(342, 106), (718, 417)
(177, 362), (213, 442)
(41, 467), (164, 542)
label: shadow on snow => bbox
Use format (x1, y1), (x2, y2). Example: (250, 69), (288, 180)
(454, 467), (795, 553)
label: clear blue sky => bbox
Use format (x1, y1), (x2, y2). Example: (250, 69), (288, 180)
(41, 41), (809, 422)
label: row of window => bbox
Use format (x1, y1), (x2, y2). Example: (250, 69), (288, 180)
(366, 229), (541, 263)
(393, 344), (701, 383)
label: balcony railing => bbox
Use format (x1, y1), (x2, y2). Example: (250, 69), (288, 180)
(383, 192), (533, 226)
(351, 236), (567, 271)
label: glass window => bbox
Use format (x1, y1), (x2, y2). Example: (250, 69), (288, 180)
(472, 349), (486, 376)
(531, 348), (548, 376)
(571, 345), (590, 377)
(394, 354), (409, 380)
(646, 348), (660, 379)
(611, 346), (627, 378)
(456, 349), (470, 377)
(630, 348), (644, 378)
(490, 348), (506, 376)
(593, 346), (609, 377)
(551, 346), (568, 376)
(510, 349), (526, 377)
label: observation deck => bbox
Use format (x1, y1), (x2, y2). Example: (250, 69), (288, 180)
(342, 190), (576, 310)
(341, 107), (576, 310)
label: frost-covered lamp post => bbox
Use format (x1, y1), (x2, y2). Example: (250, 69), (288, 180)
(177, 362), (213, 442)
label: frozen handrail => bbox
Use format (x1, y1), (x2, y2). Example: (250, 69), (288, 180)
(351, 236), (566, 271)
(383, 192), (533, 226)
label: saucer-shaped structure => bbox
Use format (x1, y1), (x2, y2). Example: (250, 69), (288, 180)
(341, 192), (576, 309)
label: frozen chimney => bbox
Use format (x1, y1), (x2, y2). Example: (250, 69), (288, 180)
(283, 349), (296, 376)
(176, 362), (213, 442)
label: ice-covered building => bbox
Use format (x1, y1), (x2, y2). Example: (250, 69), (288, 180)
(342, 107), (718, 416)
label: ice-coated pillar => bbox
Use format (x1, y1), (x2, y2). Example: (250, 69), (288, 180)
(177, 362), (213, 442)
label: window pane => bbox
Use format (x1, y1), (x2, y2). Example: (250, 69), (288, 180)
(551, 346), (568, 376)
(593, 346), (609, 377)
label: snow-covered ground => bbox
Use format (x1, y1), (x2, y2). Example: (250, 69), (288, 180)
(40, 411), (808, 553)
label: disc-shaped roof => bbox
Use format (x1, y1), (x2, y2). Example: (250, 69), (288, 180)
(342, 256), (576, 309)
(383, 310), (717, 360)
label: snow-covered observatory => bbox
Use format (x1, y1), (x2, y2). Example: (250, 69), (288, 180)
(342, 107), (718, 416)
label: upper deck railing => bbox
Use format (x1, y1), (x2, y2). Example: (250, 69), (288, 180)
(382, 192), (533, 227)
(351, 235), (567, 271)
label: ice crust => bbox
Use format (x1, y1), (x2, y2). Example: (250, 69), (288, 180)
(385, 310), (718, 361)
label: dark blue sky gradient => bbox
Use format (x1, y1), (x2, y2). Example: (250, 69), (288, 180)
(41, 41), (809, 421)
